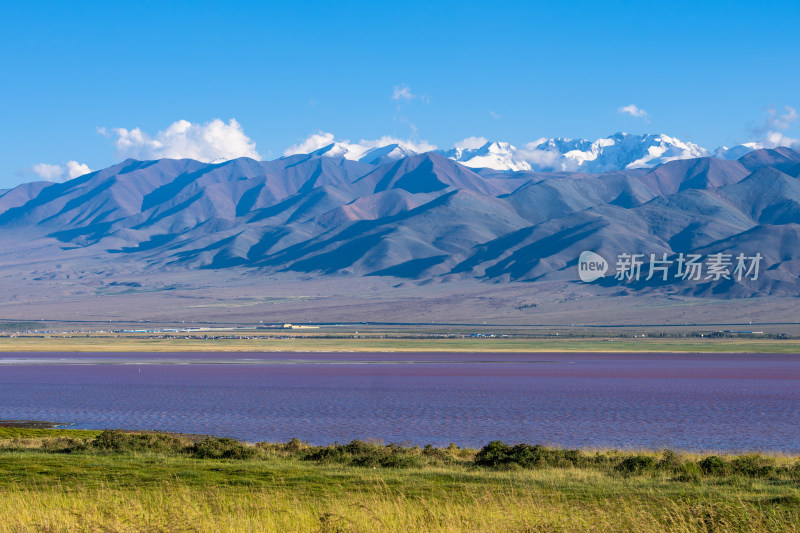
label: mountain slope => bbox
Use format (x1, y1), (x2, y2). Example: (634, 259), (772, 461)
(1, 148), (799, 297)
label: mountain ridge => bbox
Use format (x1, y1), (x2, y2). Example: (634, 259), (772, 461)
(1, 147), (799, 299)
(281, 132), (767, 173)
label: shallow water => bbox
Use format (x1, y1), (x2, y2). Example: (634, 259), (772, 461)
(0, 351), (798, 451)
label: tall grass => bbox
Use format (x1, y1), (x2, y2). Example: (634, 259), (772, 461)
(0, 469), (797, 532)
(0, 431), (798, 531)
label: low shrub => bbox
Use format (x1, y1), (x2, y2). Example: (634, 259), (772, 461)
(507, 443), (548, 468)
(90, 430), (186, 454)
(700, 455), (728, 476)
(730, 454), (776, 477)
(303, 440), (423, 468)
(421, 444), (453, 464)
(190, 437), (256, 460)
(473, 441), (514, 468)
(304, 445), (346, 463)
(473, 441), (583, 469)
(657, 449), (683, 471)
(792, 461), (800, 480)
(615, 455), (657, 475)
(377, 454), (422, 468)
(285, 438), (305, 452)
(590, 452), (612, 467)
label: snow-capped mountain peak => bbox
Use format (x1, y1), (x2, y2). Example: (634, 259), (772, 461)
(441, 141), (532, 172)
(299, 140), (431, 166)
(288, 132), (760, 172)
(713, 142), (764, 160)
(521, 132), (709, 172)
(310, 142), (368, 160)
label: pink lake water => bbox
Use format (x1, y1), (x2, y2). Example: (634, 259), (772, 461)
(1, 351), (798, 451)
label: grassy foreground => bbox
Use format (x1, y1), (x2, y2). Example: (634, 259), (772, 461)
(0, 429), (798, 532)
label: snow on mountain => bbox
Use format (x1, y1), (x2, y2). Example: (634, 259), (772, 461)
(309, 142), (370, 160)
(440, 142), (532, 172)
(521, 133), (709, 173)
(438, 133), (708, 172)
(287, 133), (754, 172)
(713, 143), (762, 160)
(303, 141), (428, 166)
(359, 144), (420, 165)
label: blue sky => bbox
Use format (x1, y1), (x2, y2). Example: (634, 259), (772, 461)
(2, 0), (799, 187)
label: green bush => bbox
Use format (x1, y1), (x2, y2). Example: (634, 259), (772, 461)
(421, 444), (454, 464)
(615, 455), (657, 475)
(657, 450), (683, 471)
(792, 461), (800, 480)
(90, 430), (186, 454)
(730, 455), (775, 477)
(508, 443), (547, 468)
(590, 452), (612, 467)
(700, 455), (728, 476)
(304, 445), (346, 463)
(303, 440), (424, 469)
(378, 454), (422, 468)
(190, 438), (256, 460)
(285, 438), (305, 452)
(473, 441), (583, 469)
(560, 449), (582, 467)
(473, 441), (513, 468)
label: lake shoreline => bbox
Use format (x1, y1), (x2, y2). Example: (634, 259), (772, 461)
(2, 334), (800, 354)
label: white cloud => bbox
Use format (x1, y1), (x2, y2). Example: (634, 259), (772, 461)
(489, 111), (501, 120)
(516, 146), (568, 171)
(763, 131), (800, 150)
(105, 119), (260, 162)
(65, 160), (92, 179)
(392, 84), (415, 101)
(746, 106), (800, 150)
(283, 132), (336, 156)
(766, 106), (799, 131)
(454, 136), (489, 150)
(30, 160), (92, 182)
(618, 104), (648, 119)
(31, 163), (64, 181)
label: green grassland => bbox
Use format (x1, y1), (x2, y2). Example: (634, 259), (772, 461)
(0, 427), (102, 440)
(0, 429), (798, 532)
(2, 333), (800, 353)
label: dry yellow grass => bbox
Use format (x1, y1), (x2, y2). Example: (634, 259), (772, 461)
(0, 440), (797, 533)
(0, 471), (797, 533)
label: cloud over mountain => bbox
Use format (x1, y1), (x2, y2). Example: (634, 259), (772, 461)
(761, 106), (800, 150)
(454, 137), (489, 150)
(30, 160), (91, 182)
(104, 119), (260, 162)
(717, 107), (800, 158)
